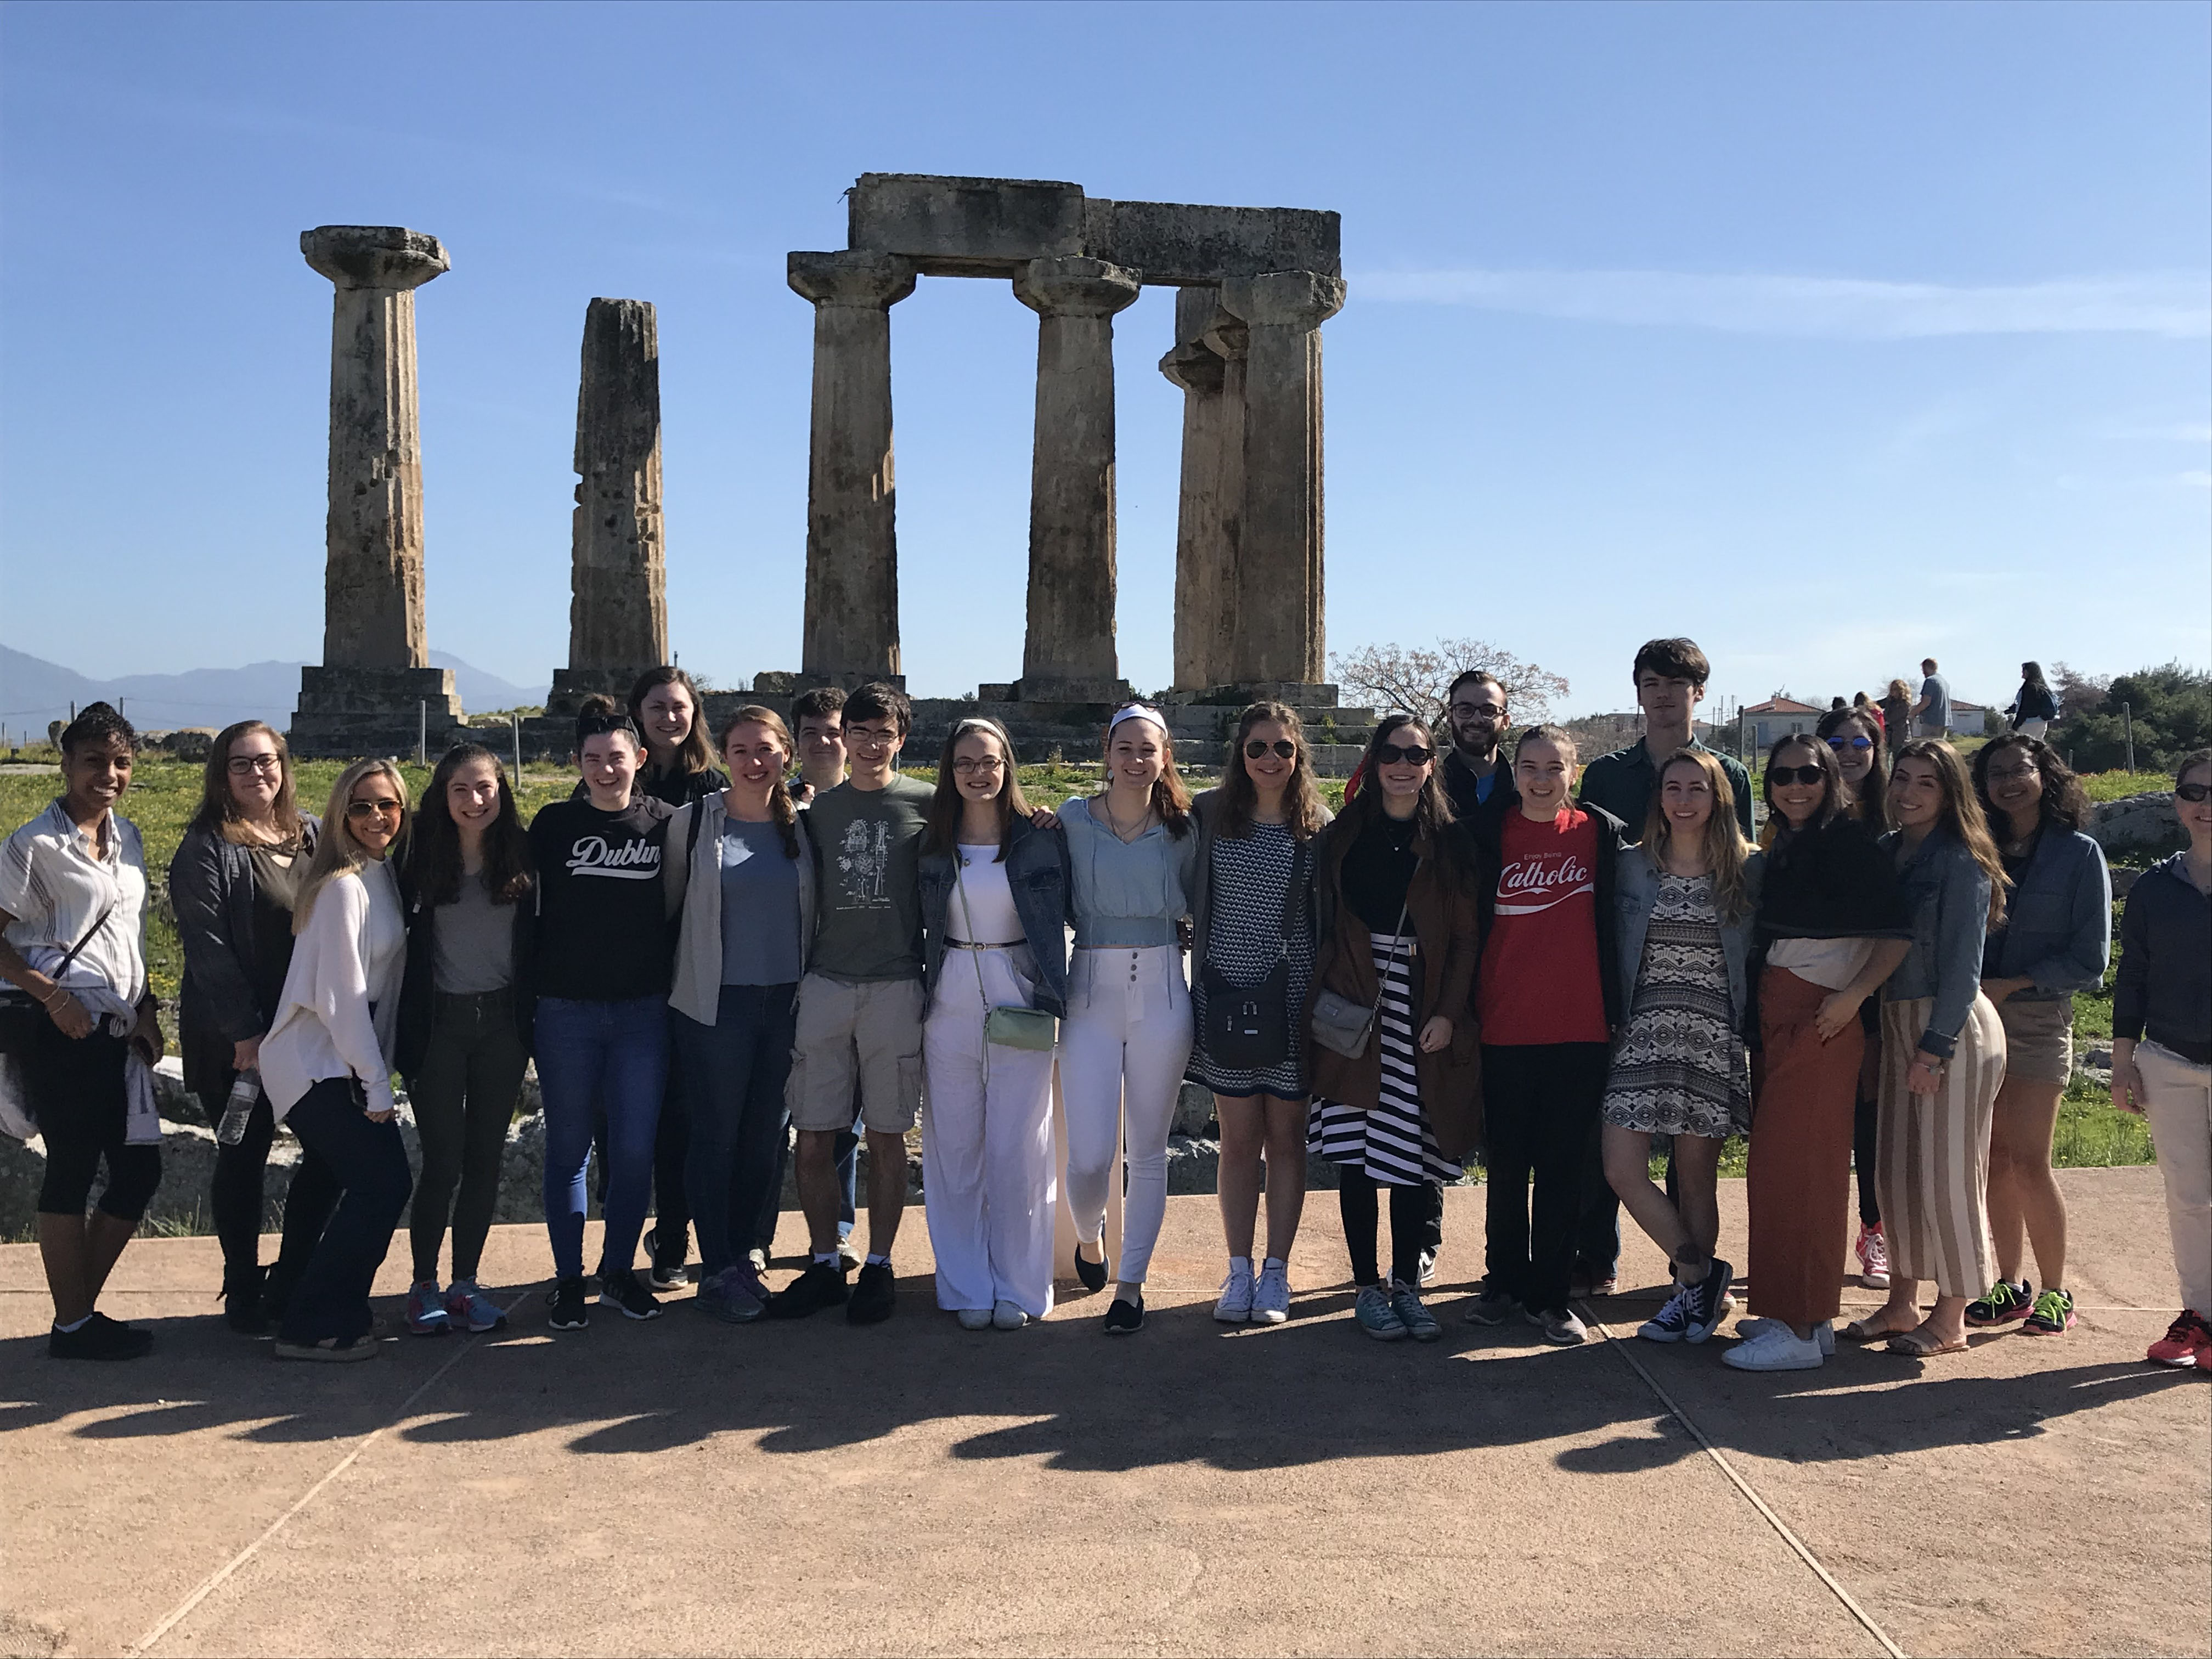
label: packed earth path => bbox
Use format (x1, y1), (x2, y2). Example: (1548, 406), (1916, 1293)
(2, 1172), (2204, 1659)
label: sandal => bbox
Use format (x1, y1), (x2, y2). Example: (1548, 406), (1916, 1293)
(1884, 1326), (1969, 1358)
(1842, 1313), (1919, 1342)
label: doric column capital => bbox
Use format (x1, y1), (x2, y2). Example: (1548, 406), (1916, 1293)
(787, 250), (917, 309)
(1220, 270), (1346, 332)
(301, 225), (449, 291)
(1014, 256), (1142, 318)
(1157, 338), (1224, 396)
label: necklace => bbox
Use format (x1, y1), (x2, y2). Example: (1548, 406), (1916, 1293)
(1101, 792), (1151, 843)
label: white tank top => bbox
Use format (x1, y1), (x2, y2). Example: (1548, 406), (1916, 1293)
(950, 844), (1024, 944)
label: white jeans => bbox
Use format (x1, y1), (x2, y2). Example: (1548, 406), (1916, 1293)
(2141, 1040), (2212, 1314)
(921, 947), (1058, 1318)
(1060, 945), (1194, 1287)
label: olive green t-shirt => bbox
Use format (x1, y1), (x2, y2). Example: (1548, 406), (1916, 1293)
(803, 774), (934, 982)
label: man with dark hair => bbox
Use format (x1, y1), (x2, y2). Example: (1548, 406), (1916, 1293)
(1442, 669), (1519, 836)
(767, 682), (931, 1324)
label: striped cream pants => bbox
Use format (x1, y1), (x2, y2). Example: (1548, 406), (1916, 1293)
(1876, 994), (2006, 1297)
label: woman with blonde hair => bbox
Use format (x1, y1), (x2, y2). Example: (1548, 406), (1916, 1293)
(1851, 738), (2011, 1358)
(1190, 702), (1331, 1324)
(1602, 749), (1760, 1345)
(1058, 703), (1199, 1332)
(1880, 679), (1914, 747)
(258, 759), (414, 1362)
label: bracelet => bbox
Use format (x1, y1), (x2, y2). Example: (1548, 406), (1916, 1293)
(36, 984), (69, 1011)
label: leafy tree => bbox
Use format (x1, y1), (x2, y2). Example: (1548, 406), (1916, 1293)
(2053, 663), (2212, 774)
(1330, 637), (1569, 723)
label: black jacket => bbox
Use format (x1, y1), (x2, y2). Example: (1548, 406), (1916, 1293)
(2114, 852), (2211, 1064)
(1441, 747), (1519, 843)
(1466, 801), (1628, 1032)
(168, 815), (322, 1102)
(393, 870), (539, 1082)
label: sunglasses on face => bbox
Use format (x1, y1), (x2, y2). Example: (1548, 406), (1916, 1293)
(1769, 765), (1826, 787)
(347, 798), (404, 820)
(1826, 736), (1872, 752)
(2177, 782), (2211, 804)
(1244, 740), (1296, 760)
(1376, 743), (1434, 766)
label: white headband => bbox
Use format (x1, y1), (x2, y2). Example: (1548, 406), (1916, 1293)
(1108, 703), (1167, 735)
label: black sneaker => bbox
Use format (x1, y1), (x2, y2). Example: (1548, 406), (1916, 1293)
(1461, 1285), (1521, 1326)
(765, 1261), (850, 1321)
(1966, 1278), (2034, 1327)
(847, 1261), (896, 1324)
(599, 1268), (663, 1322)
(1102, 1293), (1145, 1334)
(548, 1277), (591, 1331)
(50, 1312), (153, 1361)
(1684, 1257), (1734, 1344)
(221, 1266), (269, 1336)
(643, 1226), (690, 1291)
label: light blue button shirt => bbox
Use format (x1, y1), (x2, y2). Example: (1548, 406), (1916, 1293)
(1057, 796), (1198, 949)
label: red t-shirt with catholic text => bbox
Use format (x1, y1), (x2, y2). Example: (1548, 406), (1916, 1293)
(1476, 808), (1610, 1045)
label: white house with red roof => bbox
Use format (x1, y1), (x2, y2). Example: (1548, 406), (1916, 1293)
(1742, 696), (1824, 753)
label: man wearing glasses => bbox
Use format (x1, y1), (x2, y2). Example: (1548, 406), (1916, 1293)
(1441, 670), (1520, 836)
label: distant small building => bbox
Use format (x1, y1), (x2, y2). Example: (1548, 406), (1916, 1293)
(1742, 696), (1823, 753)
(1948, 699), (1990, 737)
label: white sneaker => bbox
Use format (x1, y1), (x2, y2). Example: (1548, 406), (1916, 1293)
(1723, 1324), (1826, 1370)
(955, 1308), (992, 1331)
(991, 1300), (1029, 1330)
(1214, 1263), (1255, 1324)
(1251, 1260), (1291, 1324)
(1736, 1317), (1835, 1355)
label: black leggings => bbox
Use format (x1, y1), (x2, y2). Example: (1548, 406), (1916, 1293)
(1338, 1169), (1443, 1288)
(1854, 1082), (1881, 1227)
(32, 1028), (161, 1222)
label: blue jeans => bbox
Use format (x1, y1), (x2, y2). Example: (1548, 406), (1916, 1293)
(535, 996), (670, 1283)
(674, 983), (797, 1277)
(276, 1077), (413, 1345)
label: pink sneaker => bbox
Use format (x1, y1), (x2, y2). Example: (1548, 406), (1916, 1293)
(2147, 1310), (2211, 1368)
(1855, 1223), (1891, 1290)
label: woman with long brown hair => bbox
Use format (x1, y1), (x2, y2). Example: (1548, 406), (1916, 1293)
(1057, 703), (1198, 1333)
(167, 719), (337, 1334)
(1850, 738), (2011, 1359)
(1190, 702), (1332, 1324)
(1601, 749), (1759, 1346)
(1311, 713), (1481, 1343)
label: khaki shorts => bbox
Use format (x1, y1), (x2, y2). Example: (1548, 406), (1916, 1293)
(788, 972), (926, 1135)
(1997, 995), (2074, 1086)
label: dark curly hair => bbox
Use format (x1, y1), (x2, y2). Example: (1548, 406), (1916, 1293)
(1971, 733), (2089, 835)
(59, 701), (136, 759)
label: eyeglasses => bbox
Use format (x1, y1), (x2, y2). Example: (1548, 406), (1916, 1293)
(951, 756), (1005, 775)
(227, 754), (282, 775)
(2177, 782), (2211, 804)
(1986, 763), (2039, 783)
(1769, 765), (1826, 787)
(1449, 702), (1506, 720)
(845, 727), (898, 750)
(1826, 737), (1872, 752)
(1376, 743), (1434, 766)
(346, 798), (404, 820)
(1244, 740), (1296, 760)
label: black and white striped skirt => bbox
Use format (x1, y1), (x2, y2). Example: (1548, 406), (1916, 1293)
(1306, 934), (1461, 1186)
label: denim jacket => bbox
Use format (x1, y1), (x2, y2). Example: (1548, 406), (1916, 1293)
(918, 815), (1071, 1018)
(1615, 846), (1764, 1030)
(1881, 827), (1994, 1059)
(1983, 826), (2110, 1002)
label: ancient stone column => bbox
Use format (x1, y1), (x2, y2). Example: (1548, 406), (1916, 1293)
(1220, 270), (1345, 686)
(553, 298), (665, 709)
(1013, 256), (1142, 701)
(290, 225), (462, 758)
(788, 251), (916, 684)
(1160, 286), (1245, 692)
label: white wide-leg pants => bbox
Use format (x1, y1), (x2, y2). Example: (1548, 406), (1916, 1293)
(922, 946), (1058, 1318)
(1059, 945), (1194, 1287)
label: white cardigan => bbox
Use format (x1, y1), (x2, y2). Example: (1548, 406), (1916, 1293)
(259, 861), (405, 1122)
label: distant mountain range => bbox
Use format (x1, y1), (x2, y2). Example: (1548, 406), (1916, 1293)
(0, 644), (546, 739)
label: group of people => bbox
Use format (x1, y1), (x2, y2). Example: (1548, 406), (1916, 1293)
(1826, 657), (2058, 747)
(3, 638), (2207, 1379)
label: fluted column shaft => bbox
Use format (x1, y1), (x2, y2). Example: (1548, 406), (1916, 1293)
(1161, 286), (1245, 691)
(1221, 271), (1345, 685)
(569, 298), (666, 673)
(302, 225), (448, 670)
(789, 251), (917, 682)
(1014, 256), (1142, 698)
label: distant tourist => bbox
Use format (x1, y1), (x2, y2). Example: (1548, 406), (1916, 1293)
(1056, 703), (1199, 1334)
(1851, 741), (2008, 1360)
(664, 707), (810, 1325)
(394, 743), (537, 1337)
(170, 720), (336, 1336)
(1731, 736), (1909, 1372)
(1189, 703), (1331, 1326)
(1880, 679), (1914, 744)
(530, 698), (675, 1331)
(1310, 715), (1480, 1344)
(1912, 658), (1952, 740)
(0, 703), (163, 1361)
(917, 717), (1068, 1331)
(2111, 750), (2212, 1372)
(258, 759), (414, 1362)
(764, 682), (932, 1326)
(2006, 662), (2059, 740)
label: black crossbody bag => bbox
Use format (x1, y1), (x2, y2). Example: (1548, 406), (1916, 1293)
(1199, 840), (1310, 1071)
(0, 898), (119, 1059)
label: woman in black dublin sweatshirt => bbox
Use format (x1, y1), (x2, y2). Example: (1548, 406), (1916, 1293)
(528, 699), (675, 1331)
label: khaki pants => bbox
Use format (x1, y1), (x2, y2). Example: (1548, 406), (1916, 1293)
(2140, 1040), (2212, 1313)
(787, 973), (924, 1135)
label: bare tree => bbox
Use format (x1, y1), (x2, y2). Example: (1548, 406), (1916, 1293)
(1330, 637), (1569, 723)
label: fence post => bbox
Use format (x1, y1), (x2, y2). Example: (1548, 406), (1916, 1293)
(417, 701), (427, 767)
(512, 711), (523, 778)
(2123, 701), (2134, 774)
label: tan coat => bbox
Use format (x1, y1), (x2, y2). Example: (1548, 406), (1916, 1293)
(1308, 816), (1486, 1160)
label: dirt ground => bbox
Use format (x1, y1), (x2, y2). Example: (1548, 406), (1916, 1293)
(2, 1167), (2204, 1658)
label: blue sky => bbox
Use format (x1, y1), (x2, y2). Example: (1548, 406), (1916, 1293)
(2, 1), (2206, 718)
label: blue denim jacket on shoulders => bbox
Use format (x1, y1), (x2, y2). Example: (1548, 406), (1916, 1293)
(918, 815), (1071, 1018)
(1881, 827), (1993, 1058)
(1983, 826), (2110, 1002)
(1614, 846), (1764, 1030)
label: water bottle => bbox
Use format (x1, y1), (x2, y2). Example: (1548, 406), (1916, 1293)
(217, 1068), (261, 1147)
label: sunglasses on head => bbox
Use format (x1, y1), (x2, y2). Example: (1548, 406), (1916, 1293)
(1827, 736), (1872, 751)
(1376, 742), (1434, 766)
(2177, 782), (2211, 804)
(1244, 739), (1296, 760)
(1769, 765), (1827, 787)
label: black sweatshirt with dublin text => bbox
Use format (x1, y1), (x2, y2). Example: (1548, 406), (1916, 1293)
(527, 795), (674, 1001)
